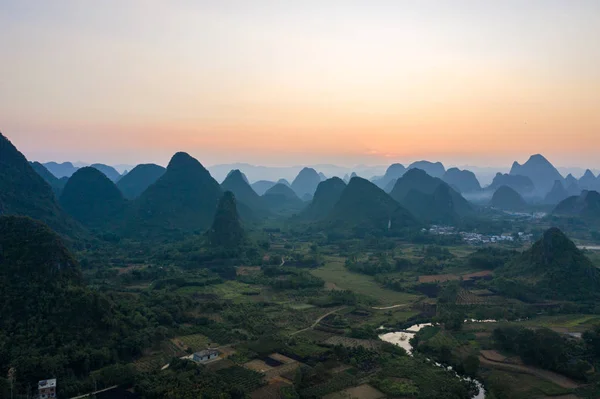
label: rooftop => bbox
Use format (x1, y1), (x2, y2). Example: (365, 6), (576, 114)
(38, 379), (57, 389)
(195, 349), (219, 357)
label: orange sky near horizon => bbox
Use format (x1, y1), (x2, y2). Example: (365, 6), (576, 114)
(1, 1), (600, 167)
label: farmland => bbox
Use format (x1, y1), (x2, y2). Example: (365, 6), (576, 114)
(310, 256), (422, 306)
(172, 333), (214, 352)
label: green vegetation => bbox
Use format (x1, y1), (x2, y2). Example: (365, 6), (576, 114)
(496, 227), (600, 302)
(310, 257), (420, 306)
(374, 356), (477, 399)
(208, 191), (245, 248)
(553, 190), (600, 222)
(0, 216), (197, 397)
(493, 326), (594, 380)
(135, 358), (264, 398)
(129, 152), (223, 236)
(483, 370), (573, 399)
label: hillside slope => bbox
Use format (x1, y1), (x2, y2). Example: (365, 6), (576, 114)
(116, 163), (166, 199)
(0, 133), (80, 236)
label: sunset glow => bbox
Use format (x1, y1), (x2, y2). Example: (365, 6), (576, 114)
(2, 1), (600, 167)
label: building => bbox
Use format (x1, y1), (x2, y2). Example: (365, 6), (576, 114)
(192, 349), (219, 363)
(38, 379), (57, 399)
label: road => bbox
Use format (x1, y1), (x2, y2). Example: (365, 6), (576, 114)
(290, 307), (346, 336)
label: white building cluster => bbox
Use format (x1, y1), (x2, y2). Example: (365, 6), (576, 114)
(424, 225), (533, 245)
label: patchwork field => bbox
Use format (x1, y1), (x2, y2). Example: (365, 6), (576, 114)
(481, 369), (575, 398)
(418, 270), (493, 283)
(134, 340), (184, 372)
(177, 280), (261, 301)
(323, 336), (382, 350)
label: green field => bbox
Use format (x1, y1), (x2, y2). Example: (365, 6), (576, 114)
(310, 257), (421, 306)
(364, 308), (420, 327)
(465, 314), (600, 335)
(177, 280), (260, 301)
(482, 370), (573, 398)
(519, 314), (600, 331)
(288, 303), (316, 310)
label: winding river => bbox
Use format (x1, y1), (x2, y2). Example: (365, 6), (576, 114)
(379, 323), (486, 399)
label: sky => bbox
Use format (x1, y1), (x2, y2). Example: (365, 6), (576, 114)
(1, 0), (600, 168)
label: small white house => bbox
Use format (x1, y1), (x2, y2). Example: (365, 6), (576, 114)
(38, 379), (57, 399)
(192, 349), (219, 363)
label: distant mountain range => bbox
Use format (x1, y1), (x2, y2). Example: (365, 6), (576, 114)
(30, 161), (68, 197)
(38, 155), (600, 200)
(261, 183), (304, 213)
(510, 154), (564, 196)
(42, 161), (123, 182)
(488, 173), (535, 197)
(4, 128), (599, 236)
(442, 168), (481, 193)
(291, 167), (321, 199)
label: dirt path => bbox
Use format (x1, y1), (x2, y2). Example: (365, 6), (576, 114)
(371, 304), (408, 310)
(478, 355), (581, 389)
(70, 385), (118, 399)
(290, 307), (346, 336)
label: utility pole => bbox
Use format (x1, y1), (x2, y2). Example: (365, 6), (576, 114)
(7, 367), (15, 399)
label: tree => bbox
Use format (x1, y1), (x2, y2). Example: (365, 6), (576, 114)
(463, 354), (480, 376)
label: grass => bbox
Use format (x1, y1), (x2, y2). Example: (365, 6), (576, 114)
(310, 257), (421, 306)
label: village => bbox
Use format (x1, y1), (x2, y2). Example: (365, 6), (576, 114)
(424, 225), (534, 245)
